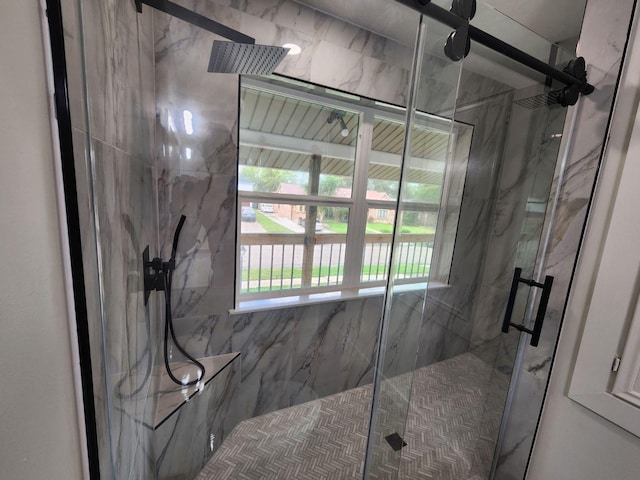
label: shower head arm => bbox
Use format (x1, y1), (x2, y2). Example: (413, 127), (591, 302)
(135, 0), (255, 44)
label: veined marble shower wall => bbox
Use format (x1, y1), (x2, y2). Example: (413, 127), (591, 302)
(61, 0), (425, 478)
(152, 1), (422, 476)
(154, 0), (535, 420)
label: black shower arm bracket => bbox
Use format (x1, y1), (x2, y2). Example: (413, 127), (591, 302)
(501, 268), (554, 347)
(394, 0), (595, 105)
(134, 0), (255, 44)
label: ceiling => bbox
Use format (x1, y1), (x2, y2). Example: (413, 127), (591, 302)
(295, 0), (587, 47)
(481, 0), (586, 44)
(293, 0), (588, 90)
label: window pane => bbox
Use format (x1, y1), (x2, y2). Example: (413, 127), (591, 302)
(368, 116), (402, 201)
(393, 208), (436, 282)
(361, 209), (395, 283)
(239, 203), (350, 295)
(368, 115), (450, 203)
(402, 119), (450, 203)
(240, 85), (358, 198)
(360, 208), (436, 284)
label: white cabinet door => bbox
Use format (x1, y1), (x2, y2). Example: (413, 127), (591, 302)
(568, 63), (640, 437)
(612, 283), (640, 410)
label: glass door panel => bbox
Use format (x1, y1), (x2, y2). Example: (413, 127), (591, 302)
(368, 2), (578, 480)
(364, 13), (466, 479)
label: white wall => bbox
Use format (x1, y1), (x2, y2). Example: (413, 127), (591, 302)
(527, 12), (640, 479)
(0, 2), (84, 479)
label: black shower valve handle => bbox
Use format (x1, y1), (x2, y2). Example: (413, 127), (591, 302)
(142, 246), (177, 305)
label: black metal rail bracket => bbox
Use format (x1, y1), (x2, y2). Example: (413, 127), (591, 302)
(142, 246), (176, 306)
(134, 0), (255, 44)
(395, 0), (595, 106)
(501, 268), (554, 347)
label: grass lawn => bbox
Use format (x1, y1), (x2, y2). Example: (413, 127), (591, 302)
(323, 219), (434, 235)
(256, 211), (295, 233)
(240, 263), (429, 284)
(368, 223), (434, 234)
(323, 220), (349, 234)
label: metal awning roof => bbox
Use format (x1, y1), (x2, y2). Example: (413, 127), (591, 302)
(240, 86), (450, 184)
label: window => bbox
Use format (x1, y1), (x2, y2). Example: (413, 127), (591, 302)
(236, 78), (469, 304)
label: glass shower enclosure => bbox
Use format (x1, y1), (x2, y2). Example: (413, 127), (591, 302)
(56, 0), (589, 478)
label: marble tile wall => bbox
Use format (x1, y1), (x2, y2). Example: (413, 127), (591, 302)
(151, 0), (448, 428)
(470, 95), (567, 350)
(413, 91), (515, 371)
(153, 0), (521, 407)
(494, 0), (637, 477)
(174, 296), (382, 421)
(154, 361), (240, 480)
(149, 1), (422, 477)
(160, 0), (418, 107)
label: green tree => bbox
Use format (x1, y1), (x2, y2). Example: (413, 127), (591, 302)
(239, 166), (294, 193)
(404, 183), (441, 203)
(319, 174), (342, 196)
(367, 179), (398, 197)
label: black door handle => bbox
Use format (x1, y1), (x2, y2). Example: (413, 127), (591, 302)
(502, 268), (554, 347)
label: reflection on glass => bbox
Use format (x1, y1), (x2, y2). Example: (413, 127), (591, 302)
(239, 85), (358, 197)
(238, 81), (361, 299)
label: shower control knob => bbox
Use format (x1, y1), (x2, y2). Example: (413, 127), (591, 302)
(451, 0), (477, 20)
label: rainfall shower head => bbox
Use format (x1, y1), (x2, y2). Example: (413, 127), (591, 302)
(514, 90), (563, 110)
(208, 41), (290, 75)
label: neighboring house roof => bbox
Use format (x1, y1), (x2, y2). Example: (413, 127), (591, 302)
(335, 187), (391, 201)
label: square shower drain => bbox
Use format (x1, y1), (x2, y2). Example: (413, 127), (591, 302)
(385, 433), (407, 452)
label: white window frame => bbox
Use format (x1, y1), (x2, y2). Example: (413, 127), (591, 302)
(236, 77), (464, 305)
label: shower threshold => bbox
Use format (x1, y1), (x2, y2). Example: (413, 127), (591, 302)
(197, 352), (509, 480)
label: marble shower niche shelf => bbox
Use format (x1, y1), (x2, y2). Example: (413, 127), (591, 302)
(152, 353), (240, 429)
(116, 353), (240, 430)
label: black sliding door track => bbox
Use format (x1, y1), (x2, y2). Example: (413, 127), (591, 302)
(393, 0), (595, 95)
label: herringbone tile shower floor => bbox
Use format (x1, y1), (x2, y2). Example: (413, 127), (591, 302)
(197, 353), (509, 480)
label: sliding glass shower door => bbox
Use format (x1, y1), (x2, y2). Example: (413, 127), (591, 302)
(363, 12), (466, 479)
(59, 0), (589, 476)
(368, 3), (578, 480)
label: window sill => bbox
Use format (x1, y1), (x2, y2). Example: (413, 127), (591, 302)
(230, 281), (450, 315)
